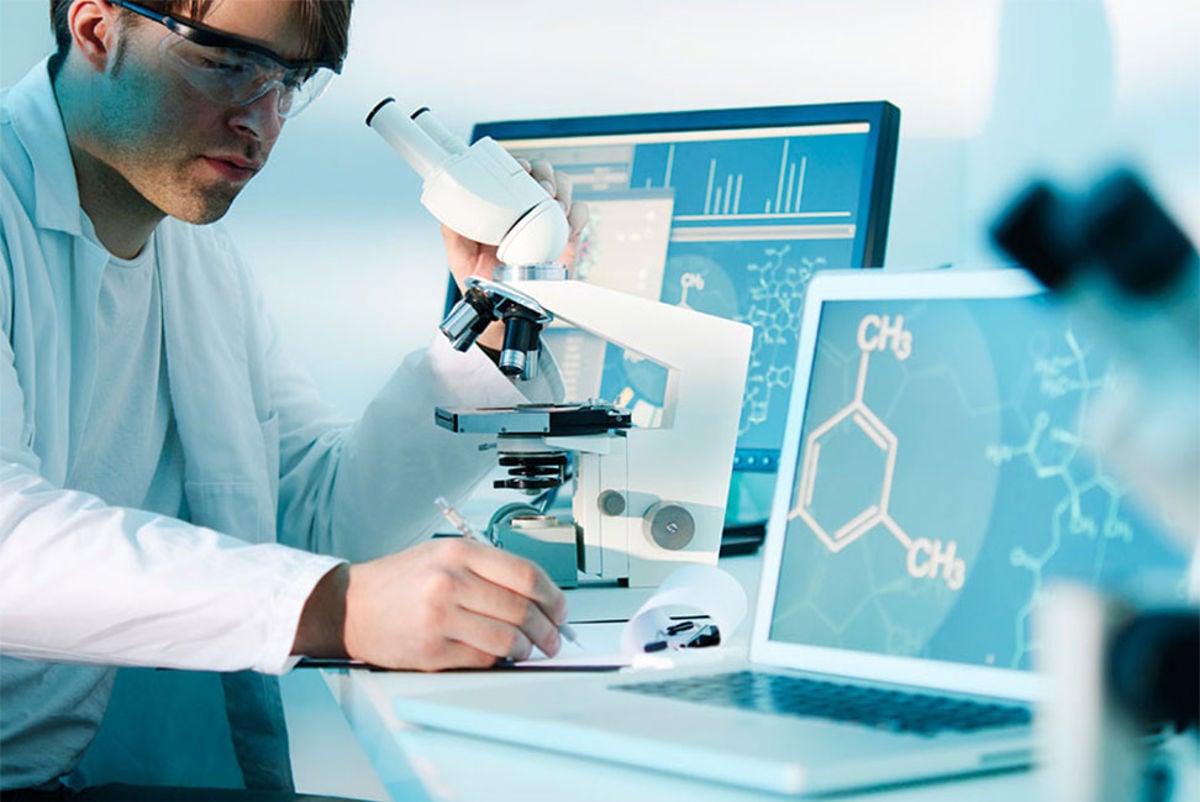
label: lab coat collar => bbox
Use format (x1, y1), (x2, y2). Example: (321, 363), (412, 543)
(5, 58), (86, 238)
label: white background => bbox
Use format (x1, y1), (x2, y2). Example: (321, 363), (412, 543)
(3, 0), (1197, 417)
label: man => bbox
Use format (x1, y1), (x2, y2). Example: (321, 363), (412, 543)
(0, 0), (586, 795)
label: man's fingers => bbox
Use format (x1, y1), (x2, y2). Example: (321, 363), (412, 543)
(462, 544), (568, 657)
(553, 171), (573, 212)
(529, 158), (556, 193)
(567, 201), (589, 239)
(521, 158), (581, 230)
(449, 609), (539, 661)
(466, 544), (566, 621)
(419, 638), (498, 672)
(531, 158), (560, 208)
(454, 571), (561, 657)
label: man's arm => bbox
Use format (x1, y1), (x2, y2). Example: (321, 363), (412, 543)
(0, 254), (337, 673)
(0, 460), (339, 673)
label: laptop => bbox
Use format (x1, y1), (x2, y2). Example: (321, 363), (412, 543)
(390, 268), (1188, 795)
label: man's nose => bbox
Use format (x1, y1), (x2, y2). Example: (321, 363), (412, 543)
(228, 87), (284, 142)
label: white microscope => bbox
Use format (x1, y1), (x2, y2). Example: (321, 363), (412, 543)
(366, 98), (753, 588)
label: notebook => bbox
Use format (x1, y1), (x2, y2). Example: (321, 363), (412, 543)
(389, 268), (1188, 795)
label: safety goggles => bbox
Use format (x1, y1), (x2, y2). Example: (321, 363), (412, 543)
(109, 0), (341, 119)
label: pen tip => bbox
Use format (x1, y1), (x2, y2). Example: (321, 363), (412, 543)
(560, 623), (583, 648)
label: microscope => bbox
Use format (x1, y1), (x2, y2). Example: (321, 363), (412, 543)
(366, 98), (753, 588)
(991, 168), (1199, 549)
(992, 169), (1199, 802)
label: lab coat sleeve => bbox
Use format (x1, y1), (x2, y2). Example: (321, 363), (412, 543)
(262, 285), (564, 563)
(0, 258), (339, 674)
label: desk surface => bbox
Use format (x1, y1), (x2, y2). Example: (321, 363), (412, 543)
(321, 553), (1045, 802)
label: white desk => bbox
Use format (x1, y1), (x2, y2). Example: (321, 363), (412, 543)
(320, 552), (1043, 802)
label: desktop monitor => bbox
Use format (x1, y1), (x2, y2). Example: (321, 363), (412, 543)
(456, 102), (901, 527)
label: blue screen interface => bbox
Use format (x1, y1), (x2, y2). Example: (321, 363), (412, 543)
(769, 295), (1189, 671)
(496, 121), (878, 472)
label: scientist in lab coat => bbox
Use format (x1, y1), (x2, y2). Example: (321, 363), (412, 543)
(0, 0), (587, 795)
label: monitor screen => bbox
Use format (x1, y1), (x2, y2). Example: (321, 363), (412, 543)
(462, 103), (900, 520)
(769, 292), (1188, 671)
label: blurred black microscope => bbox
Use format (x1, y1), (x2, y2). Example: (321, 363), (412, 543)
(991, 168), (1198, 802)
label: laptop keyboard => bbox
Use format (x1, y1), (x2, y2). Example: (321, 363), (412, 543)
(614, 670), (1032, 737)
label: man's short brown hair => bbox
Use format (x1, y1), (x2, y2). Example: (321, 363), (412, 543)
(48, 0), (353, 78)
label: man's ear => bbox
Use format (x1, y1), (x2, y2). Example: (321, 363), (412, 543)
(67, 0), (121, 73)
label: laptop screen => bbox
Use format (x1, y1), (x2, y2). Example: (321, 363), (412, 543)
(762, 273), (1189, 683)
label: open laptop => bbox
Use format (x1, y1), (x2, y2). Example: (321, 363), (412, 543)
(391, 269), (1189, 796)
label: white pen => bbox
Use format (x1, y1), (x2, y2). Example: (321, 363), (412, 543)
(434, 496), (582, 649)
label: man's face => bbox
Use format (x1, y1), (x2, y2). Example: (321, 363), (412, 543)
(93, 0), (309, 224)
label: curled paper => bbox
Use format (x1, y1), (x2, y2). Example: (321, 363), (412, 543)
(620, 564), (747, 656)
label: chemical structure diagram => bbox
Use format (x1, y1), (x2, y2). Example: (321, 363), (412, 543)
(983, 327), (1134, 668)
(789, 314), (967, 591)
(632, 245), (820, 441)
(739, 246), (820, 437)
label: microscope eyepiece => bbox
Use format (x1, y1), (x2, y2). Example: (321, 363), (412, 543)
(989, 181), (1083, 291)
(990, 167), (1197, 299)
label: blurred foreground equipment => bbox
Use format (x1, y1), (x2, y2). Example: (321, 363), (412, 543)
(993, 169), (1199, 802)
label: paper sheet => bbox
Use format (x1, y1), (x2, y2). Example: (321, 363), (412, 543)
(513, 564), (747, 669)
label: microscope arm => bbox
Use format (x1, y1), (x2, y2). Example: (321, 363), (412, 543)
(505, 279), (754, 585)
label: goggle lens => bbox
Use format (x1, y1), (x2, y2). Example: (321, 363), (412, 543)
(159, 35), (335, 119)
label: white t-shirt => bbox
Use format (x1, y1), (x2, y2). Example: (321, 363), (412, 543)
(69, 227), (185, 518)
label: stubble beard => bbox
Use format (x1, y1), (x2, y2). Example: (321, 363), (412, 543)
(102, 51), (252, 225)
(149, 165), (242, 224)
(100, 134), (244, 226)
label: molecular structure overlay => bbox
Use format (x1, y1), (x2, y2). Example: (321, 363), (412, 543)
(791, 313), (966, 591)
(770, 296), (1188, 672)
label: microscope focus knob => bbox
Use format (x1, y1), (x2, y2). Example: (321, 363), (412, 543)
(598, 490), (626, 516)
(643, 503), (695, 551)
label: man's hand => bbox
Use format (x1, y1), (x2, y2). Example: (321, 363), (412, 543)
(294, 538), (569, 671)
(442, 158), (589, 351)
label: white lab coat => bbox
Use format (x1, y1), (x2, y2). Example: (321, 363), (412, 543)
(0, 59), (559, 790)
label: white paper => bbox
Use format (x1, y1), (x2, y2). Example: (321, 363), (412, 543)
(514, 564), (747, 669)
